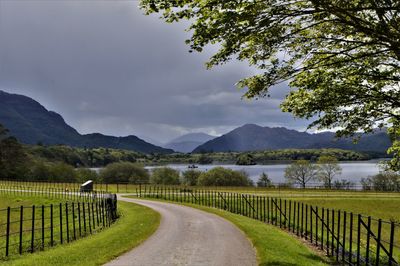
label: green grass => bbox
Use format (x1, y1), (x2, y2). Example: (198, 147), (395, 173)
(2, 200), (160, 266)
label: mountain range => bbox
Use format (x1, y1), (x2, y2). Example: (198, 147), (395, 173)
(193, 124), (391, 154)
(0, 90), (173, 154)
(164, 133), (215, 153)
(0, 90), (392, 155)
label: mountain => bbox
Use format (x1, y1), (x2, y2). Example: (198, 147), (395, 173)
(165, 133), (216, 153)
(0, 90), (173, 154)
(193, 124), (391, 154)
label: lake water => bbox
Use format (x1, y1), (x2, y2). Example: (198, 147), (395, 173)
(145, 160), (384, 185)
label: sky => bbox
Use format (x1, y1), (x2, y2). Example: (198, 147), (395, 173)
(0, 0), (310, 144)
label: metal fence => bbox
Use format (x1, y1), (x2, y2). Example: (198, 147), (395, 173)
(0, 183), (108, 202)
(2, 179), (400, 194)
(137, 185), (400, 265)
(0, 191), (118, 259)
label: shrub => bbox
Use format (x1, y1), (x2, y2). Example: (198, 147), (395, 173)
(28, 161), (54, 181)
(332, 179), (354, 190)
(236, 154), (256, 165)
(150, 167), (180, 185)
(197, 167), (253, 186)
(100, 162), (149, 183)
(182, 170), (202, 186)
(361, 171), (400, 191)
(257, 172), (273, 187)
(76, 168), (99, 183)
(49, 162), (79, 182)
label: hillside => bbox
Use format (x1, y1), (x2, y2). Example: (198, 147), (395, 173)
(0, 90), (173, 154)
(165, 133), (215, 153)
(193, 124), (391, 154)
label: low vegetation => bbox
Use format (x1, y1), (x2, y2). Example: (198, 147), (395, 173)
(150, 167), (180, 185)
(197, 167), (253, 186)
(100, 162), (149, 184)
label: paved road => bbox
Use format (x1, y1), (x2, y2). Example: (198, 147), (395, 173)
(105, 196), (257, 266)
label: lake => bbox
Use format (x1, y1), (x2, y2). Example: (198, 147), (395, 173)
(145, 160), (384, 185)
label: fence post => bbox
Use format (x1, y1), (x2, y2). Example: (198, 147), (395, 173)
(66, 203), (70, 243)
(72, 202), (76, 240)
(60, 203), (63, 244)
(310, 206), (313, 243)
(41, 205), (45, 250)
(50, 204), (54, 246)
(326, 209), (330, 256)
(6, 207), (10, 257)
(366, 216), (371, 264)
(389, 222), (395, 266)
(78, 202), (82, 237)
(301, 203), (304, 236)
(342, 211), (347, 263)
(279, 199), (282, 228)
(357, 214), (361, 265)
(321, 208), (325, 250)
(19, 206), (23, 254)
(31, 205), (35, 253)
(331, 209), (335, 258)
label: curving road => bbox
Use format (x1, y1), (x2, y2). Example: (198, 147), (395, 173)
(105, 196), (257, 266)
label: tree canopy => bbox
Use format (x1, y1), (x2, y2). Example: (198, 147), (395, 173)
(317, 155), (342, 188)
(284, 159), (318, 188)
(140, 0), (400, 170)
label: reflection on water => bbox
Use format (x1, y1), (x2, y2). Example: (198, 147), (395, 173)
(146, 161), (383, 184)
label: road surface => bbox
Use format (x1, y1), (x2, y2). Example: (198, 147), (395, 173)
(105, 196), (257, 266)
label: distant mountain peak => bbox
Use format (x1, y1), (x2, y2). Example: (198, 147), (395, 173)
(193, 123), (390, 153)
(165, 132), (216, 153)
(0, 90), (172, 154)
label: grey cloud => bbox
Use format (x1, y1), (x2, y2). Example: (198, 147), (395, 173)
(0, 1), (310, 143)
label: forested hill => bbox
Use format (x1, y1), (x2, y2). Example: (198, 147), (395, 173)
(0, 90), (173, 154)
(193, 124), (391, 154)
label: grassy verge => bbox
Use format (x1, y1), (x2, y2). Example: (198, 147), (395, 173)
(3, 201), (160, 266)
(125, 196), (329, 266)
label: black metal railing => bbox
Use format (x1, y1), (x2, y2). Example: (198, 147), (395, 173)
(137, 185), (400, 266)
(0, 197), (118, 259)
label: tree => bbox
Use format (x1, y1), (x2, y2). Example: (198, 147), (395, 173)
(76, 168), (99, 183)
(197, 154), (213, 164)
(257, 172), (273, 188)
(236, 153), (256, 165)
(150, 167), (180, 185)
(317, 155), (342, 188)
(140, 0), (400, 170)
(100, 162), (149, 183)
(197, 167), (253, 186)
(284, 160), (318, 188)
(182, 169), (202, 186)
(0, 136), (29, 179)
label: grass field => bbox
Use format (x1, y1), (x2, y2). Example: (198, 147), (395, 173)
(2, 200), (160, 266)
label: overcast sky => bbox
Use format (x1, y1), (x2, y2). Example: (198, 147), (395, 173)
(0, 0), (310, 144)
